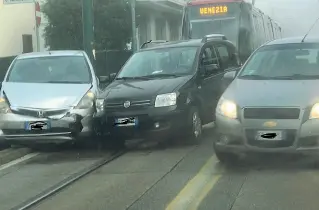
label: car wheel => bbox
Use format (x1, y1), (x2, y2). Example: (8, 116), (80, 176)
(214, 143), (239, 165)
(186, 107), (203, 145)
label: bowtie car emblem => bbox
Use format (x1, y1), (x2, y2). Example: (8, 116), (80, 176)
(123, 101), (131, 108)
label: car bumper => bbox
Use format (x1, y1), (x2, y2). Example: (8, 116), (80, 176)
(96, 105), (189, 141)
(0, 109), (94, 143)
(215, 114), (319, 154)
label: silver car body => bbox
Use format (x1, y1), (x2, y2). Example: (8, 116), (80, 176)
(215, 37), (319, 154)
(0, 51), (99, 143)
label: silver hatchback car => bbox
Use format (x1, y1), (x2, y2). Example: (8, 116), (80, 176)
(0, 51), (99, 144)
(215, 37), (319, 163)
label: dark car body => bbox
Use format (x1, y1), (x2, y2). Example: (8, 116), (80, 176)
(95, 35), (242, 143)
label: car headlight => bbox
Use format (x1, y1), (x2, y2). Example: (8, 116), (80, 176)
(0, 97), (11, 114)
(310, 103), (319, 119)
(95, 98), (105, 113)
(155, 93), (177, 108)
(216, 98), (237, 119)
(75, 90), (95, 109)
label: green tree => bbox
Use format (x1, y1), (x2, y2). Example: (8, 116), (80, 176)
(42, 0), (131, 51)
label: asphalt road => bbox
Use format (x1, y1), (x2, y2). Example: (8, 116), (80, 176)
(2, 126), (319, 210)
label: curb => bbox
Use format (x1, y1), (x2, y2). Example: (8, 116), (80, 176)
(0, 147), (32, 166)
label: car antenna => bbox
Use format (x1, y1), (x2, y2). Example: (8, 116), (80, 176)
(301, 16), (319, 42)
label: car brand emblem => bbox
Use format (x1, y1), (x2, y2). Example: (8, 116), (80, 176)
(123, 101), (131, 108)
(38, 110), (44, 118)
(263, 121), (277, 128)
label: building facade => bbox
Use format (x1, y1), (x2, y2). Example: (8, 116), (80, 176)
(0, 0), (186, 56)
(0, 0), (37, 57)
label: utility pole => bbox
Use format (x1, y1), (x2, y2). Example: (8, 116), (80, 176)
(131, 0), (137, 53)
(82, 0), (94, 63)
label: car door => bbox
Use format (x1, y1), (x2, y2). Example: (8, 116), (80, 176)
(197, 43), (224, 123)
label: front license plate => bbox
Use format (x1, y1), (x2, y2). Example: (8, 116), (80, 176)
(25, 121), (50, 131)
(114, 117), (138, 127)
(256, 130), (284, 141)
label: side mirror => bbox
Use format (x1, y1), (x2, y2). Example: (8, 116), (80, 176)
(99, 73), (117, 84)
(220, 70), (237, 94)
(223, 71), (236, 81)
(109, 72), (117, 80)
(98, 76), (110, 83)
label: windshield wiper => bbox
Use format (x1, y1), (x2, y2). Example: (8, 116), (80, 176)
(115, 76), (150, 80)
(141, 73), (181, 78)
(47, 81), (89, 84)
(270, 74), (319, 80)
(238, 74), (271, 80)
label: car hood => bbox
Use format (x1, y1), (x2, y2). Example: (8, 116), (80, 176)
(223, 79), (319, 108)
(2, 82), (92, 109)
(100, 76), (191, 100)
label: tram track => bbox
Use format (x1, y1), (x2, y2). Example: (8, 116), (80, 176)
(9, 149), (127, 210)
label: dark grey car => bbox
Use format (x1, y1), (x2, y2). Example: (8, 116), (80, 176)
(215, 37), (319, 163)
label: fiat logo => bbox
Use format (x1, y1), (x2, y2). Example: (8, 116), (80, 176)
(123, 101), (131, 108)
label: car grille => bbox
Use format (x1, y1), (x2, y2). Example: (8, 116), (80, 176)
(10, 107), (69, 118)
(246, 129), (297, 148)
(105, 99), (151, 111)
(243, 108), (300, 119)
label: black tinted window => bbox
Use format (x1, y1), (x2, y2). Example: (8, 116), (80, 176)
(7, 56), (91, 83)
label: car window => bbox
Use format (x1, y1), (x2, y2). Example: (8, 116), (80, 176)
(200, 46), (219, 66)
(215, 44), (238, 69)
(7, 56), (91, 83)
(117, 47), (198, 78)
(238, 43), (319, 79)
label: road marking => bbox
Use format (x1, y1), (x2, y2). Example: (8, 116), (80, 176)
(165, 155), (222, 210)
(0, 153), (39, 171)
(188, 175), (221, 210)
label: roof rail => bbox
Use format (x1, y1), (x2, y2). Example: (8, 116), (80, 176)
(140, 40), (169, 49)
(201, 34), (227, 43)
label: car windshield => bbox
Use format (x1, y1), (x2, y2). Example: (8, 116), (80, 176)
(6, 56), (91, 83)
(238, 43), (319, 80)
(116, 47), (198, 79)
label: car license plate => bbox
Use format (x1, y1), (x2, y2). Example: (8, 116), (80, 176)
(25, 121), (50, 131)
(256, 130), (284, 141)
(114, 117), (138, 127)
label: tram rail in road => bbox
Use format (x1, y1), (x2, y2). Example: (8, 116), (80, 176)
(7, 149), (126, 210)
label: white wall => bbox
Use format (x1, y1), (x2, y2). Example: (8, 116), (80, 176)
(0, 1), (36, 57)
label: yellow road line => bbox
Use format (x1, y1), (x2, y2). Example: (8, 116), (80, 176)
(165, 155), (222, 210)
(188, 175), (221, 210)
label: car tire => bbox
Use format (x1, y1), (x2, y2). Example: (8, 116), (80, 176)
(214, 143), (240, 165)
(186, 107), (203, 145)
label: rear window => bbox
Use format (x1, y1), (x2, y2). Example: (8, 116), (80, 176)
(6, 56), (92, 84)
(238, 43), (319, 79)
